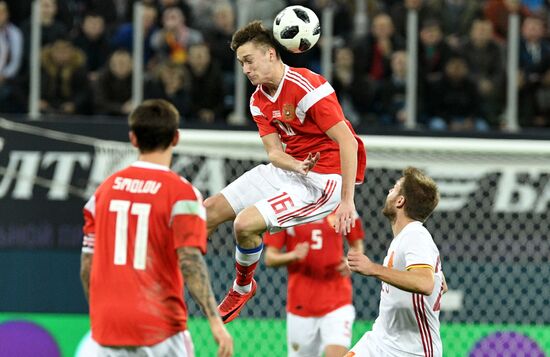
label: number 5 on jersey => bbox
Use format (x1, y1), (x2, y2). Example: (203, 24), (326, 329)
(110, 199), (151, 270)
(311, 229), (323, 250)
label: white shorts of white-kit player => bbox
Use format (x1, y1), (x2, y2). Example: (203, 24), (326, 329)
(287, 304), (355, 357)
(221, 163), (342, 232)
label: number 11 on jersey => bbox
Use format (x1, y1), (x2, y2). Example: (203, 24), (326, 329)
(109, 200), (151, 270)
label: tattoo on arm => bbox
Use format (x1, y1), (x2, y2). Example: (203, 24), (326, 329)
(178, 247), (220, 319)
(80, 253), (93, 303)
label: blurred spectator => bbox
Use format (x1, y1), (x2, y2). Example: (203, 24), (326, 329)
(12, 0), (72, 29)
(111, 3), (158, 66)
(157, 0), (194, 27)
(332, 46), (372, 125)
(94, 50), (133, 116)
(310, 0), (354, 41)
(531, 67), (550, 127)
(73, 12), (111, 80)
(145, 61), (189, 119)
(462, 19), (505, 127)
(517, 16), (550, 127)
(184, 43), (224, 123)
(39, 38), (92, 115)
(484, 0), (531, 42)
(519, 16), (550, 82)
(150, 6), (203, 64)
(21, 0), (68, 71)
(426, 56), (489, 131)
(205, 2), (235, 74)
(418, 19), (454, 83)
(376, 50), (408, 127)
(82, 0), (139, 30)
(389, 0), (433, 39)
(424, 0), (483, 49)
(521, 0), (547, 15)
(353, 13), (404, 82)
(0, 1), (23, 113)
(245, 0), (286, 28)
(204, 2), (236, 117)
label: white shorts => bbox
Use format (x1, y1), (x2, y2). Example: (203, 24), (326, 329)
(348, 332), (387, 357)
(221, 164), (342, 232)
(287, 304), (355, 357)
(77, 330), (194, 357)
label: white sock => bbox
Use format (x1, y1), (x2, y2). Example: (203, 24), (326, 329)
(233, 280), (252, 294)
(235, 244), (263, 266)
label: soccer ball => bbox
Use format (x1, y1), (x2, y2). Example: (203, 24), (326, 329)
(273, 5), (321, 53)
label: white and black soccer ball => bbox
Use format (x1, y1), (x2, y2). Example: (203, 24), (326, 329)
(273, 5), (321, 53)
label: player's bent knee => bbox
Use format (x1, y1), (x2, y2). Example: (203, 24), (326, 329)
(234, 209), (266, 245)
(233, 215), (255, 238)
(204, 194), (235, 229)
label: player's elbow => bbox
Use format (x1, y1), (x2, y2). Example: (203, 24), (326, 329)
(418, 278), (435, 296)
(349, 136), (358, 151)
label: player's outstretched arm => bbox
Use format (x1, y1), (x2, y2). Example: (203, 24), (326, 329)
(261, 133), (319, 174)
(348, 238), (364, 253)
(177, 247), (233, 357)
(325, 122), (358, 235)
(80, 252), (93, 303)
(264, 243), (309, 267)
(347, 250), (435, 296)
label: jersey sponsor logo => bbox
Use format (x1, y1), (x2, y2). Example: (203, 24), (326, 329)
(112, 177), (162, 194)
(272, 110), (282, 119)
(282, 104), (296, 122)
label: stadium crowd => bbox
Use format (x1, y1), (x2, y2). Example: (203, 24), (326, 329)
(1, 0), (550, 131)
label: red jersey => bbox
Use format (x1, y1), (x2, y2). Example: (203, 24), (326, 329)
(82, 161), (207, 346)
(264, 213), (364, 317)
(250, 65), (367, 183)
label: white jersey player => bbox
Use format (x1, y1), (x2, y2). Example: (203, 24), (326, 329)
(347, 167), (447, 357)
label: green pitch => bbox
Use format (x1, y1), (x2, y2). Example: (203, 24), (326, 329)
(1, 314), (549, 356)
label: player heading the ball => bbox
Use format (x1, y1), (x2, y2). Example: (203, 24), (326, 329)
(203, 20), (367, 324)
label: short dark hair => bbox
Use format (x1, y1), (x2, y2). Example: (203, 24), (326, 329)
(400, 167), (439, 222)
(230, 20), (280, 57)
(128, 99), (179, 153)
(421, 18), (441, 30)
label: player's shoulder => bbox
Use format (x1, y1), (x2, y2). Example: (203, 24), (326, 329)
(250, 85), (263, 102)
(96, 166), (133, 191)
(401, 222), (435, 243)
(288, 66), (323, 80)
(170, 174), (202, 199)
(285, 66), (326, 91)
(158, 173), (204, 206)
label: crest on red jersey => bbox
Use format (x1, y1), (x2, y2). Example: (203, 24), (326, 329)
(282, 104), (295, 122)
